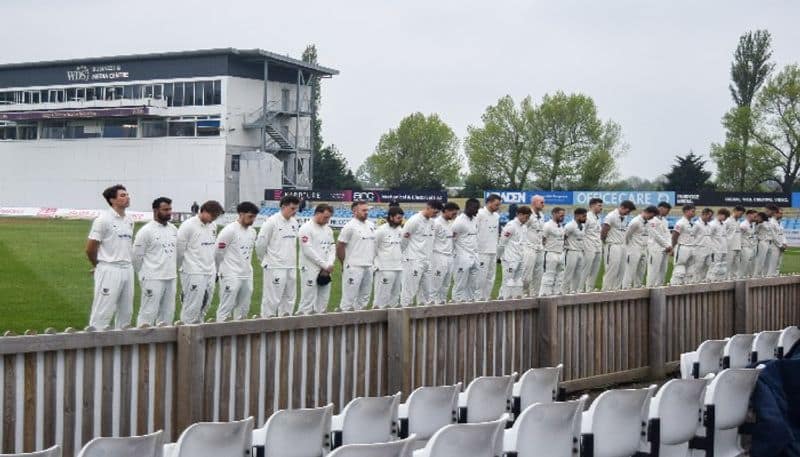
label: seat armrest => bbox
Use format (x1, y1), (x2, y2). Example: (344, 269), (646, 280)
(331, 413), (344, 431)
(398, 402), (409, 419)
(162, 443), (177, 457)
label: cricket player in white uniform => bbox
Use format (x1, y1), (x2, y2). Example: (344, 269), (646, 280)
(562, 208), (588, 294)
(337, 201), (377, 311)
(692, 209), (714, 282)
(753, 211), (773, 277)
(215, 202), (259, 321)
(256, 195), (300, 317)
(133, 197), (178, 326)
(373, 206), (405, 308)
(177, 200), (223, 324)
(498, 206), (531, 299)
(706, 209), (729, 281)
(523, 195), (546, 297)
(624, 206), (656, 289)
(476, 195), (501, 301)
(646, 202), (672, 287)
(670, 205), (698, 285)
(86, 184), (135, 329)
(582, 198), (604, 292)
(297, 204), (336, 315)
(539, 207), (566, 296)
(765, 205), (787, 276)
(400, 200), (442, 306)
(452, 199), (481, 302)
(724, 206), (745, 279)
(601, 200), (636, 291)
(431, 202), (460, 304)
(739, 210), (758, 278)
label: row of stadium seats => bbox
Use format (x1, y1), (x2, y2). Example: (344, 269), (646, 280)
(6, 331), (781, 457)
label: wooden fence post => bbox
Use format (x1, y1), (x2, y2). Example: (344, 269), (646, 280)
(648, 288), (667, 380)
(538, 298), (559, 368)
(734, 280), (750, 334)
(175, 325), (206, 434)
(387, 309), (411, 398)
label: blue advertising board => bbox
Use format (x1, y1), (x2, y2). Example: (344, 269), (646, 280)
(484, 190), (573, 205)
(793, 192), (800, 208)
(572, 191), (675, 207)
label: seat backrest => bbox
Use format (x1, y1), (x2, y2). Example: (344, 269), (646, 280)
(696, 340), (726, 377)
(173, 417), (253, 457)
(516, 365), (561, 411)
(723, 334), (755, 368)
(752, 331), (781, 363)
(424, 417), (506, 457)
(341, 393), (400, 445)
(264, 404), (333, 457)
(584, 387), (652, 457)
(1, 445), (62, 457)
(777, 326), (800, 358)
(327, 434), (416, 457)
(705, 368), (761, 430)
(513, 397), (584, 457)
(406, 383), (461, 440)
(464, 374), (515, 423)
(78, 431), (162, 457)
(649, 379), (707, 445)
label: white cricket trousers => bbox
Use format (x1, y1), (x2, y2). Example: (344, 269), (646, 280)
(374, 269), (403, 309)
(522, 248), (544, 297)
(401, 259), (433, 307)
(477, 253), (497, 301)
(261, 267), (297, 317)
(726, 250), (742, 280)
(217, 276), (253, 321)
(89, 262), (134, 329)
(180, 273), (215, 324)
(539, 251), (564, 297)
(430, 253), (454, 304)
(739, 247), (756, 278)
(298, 265), (331, 315)
(340, 265), (372, 310)
(707, 252), (728, 281)
(602, 244), (626, 291)
(499, 260), (524, 299)
(582, 250), (602, 292)
(670, 244), (695, 285)
(646, 248), (668, 287)
(692, 248), (712, 282)
(137, 278), (176, 326)
(452, 255), (480, 302)
(623, 247), (647, 289)
(753, 241), (771, 277)
(562, 250), (586, 294)
(765, 245), (782, 277)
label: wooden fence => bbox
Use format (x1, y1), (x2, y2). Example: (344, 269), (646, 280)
(1, 276), (798, 455)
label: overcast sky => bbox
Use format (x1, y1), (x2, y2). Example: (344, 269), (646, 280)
(3, 0), (799, 183)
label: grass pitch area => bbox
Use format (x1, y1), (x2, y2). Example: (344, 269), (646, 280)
(1, 217), (798, 334)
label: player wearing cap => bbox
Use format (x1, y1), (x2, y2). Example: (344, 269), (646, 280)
(582, 198), (604, 292)
(86, 184), (135, 329)
(724, 206), (745, 279)
(539, 207), (566, 297)
(431, 202), (460, 304)
(562, 207), (588, 294)
(337, 201), (377, 311)
(451, 198), (481, 302)
(624, 206), (656, 289)
(177, 200), (223, 324)
(297, 204), (336, 315)
(601, 200), (636, 291)
(523, 195), (546, 297)
(400, 200), (442, 307)
(498, 205), (531, 299)
(646, 202), (672, 287)
(215, 201), (259, 321)
(133, 197), (178, 326)
(739, 210), (758, 278)
(373, 206), (405, 308)
(475, 194), (501, 301)
(255, 195), (299, 317)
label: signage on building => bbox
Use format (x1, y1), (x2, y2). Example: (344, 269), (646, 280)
(572, 191), (675, 206)
(264, 189), (353, 202)
(675, 192), (791, 207)
(66, 64), (130, 82)
(0, 107), (148, 121)
(264, 189), (447, 203)
(483, 190), (573, 205)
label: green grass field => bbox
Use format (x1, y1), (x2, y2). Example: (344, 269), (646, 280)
(1, 217), (798, 334)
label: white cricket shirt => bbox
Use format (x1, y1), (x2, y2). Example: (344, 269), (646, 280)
(298, 220), (335, 270)
(542, 220), (565, 253)
(625, 215), (649, 250)
(603, 209), (627, 245)
(339, 218), (376, 267)
(433, 215), (455, 256)
(476, 207), (500, 255)
(177, 215), (217, 275)
(674, 217), (697, 246)
(452, 213), (479, 258)
(646, 216), (671, 250)
(724, 217), (742, 251)
(564, 220), (586, 251)
(498, 218), (528, 263)
(374, 223), (404, 271)
(133, 220), (178, 280)
(584, 211), (602, 253)
(401, 212), (434, 261)
(255, 213), (298, 269)
(215, 221), (257, 279)
(88, 209), (134, 265)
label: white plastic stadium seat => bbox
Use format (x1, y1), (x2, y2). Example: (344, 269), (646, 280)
(1, 445), (62, 457)
(751, 330), (781, 363)
(252, 404), (333, 456)
(512, 364), (562, 416)
(690, 368), (761, 457)
(457, 373), (517, 423)
(580, 385), (656, 457)
(680, 339), (725, 379)
(328, 434), (417, 457)
(504, 394), (587, 457)
(777, 326), (800, 358)
(163, 417), (253, 457)
(398, 383), (461, 441)
(78, 431), (162, 457)
(722, 334), (755, 369)
(332, 392), (401, 446)
(413, 416), (508, 457)
(643, 378), (707, 457)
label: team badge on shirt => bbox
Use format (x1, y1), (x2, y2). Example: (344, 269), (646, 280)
(301, 236), (309, 243)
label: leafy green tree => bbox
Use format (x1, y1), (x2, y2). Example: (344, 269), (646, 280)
(363, 113), (461, 189)
(664, 152), (714, 191)
(313, 145), (361, 190)
(302, 44), (323, 157)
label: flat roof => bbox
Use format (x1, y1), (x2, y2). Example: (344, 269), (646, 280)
(0, 48), (339, 76)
